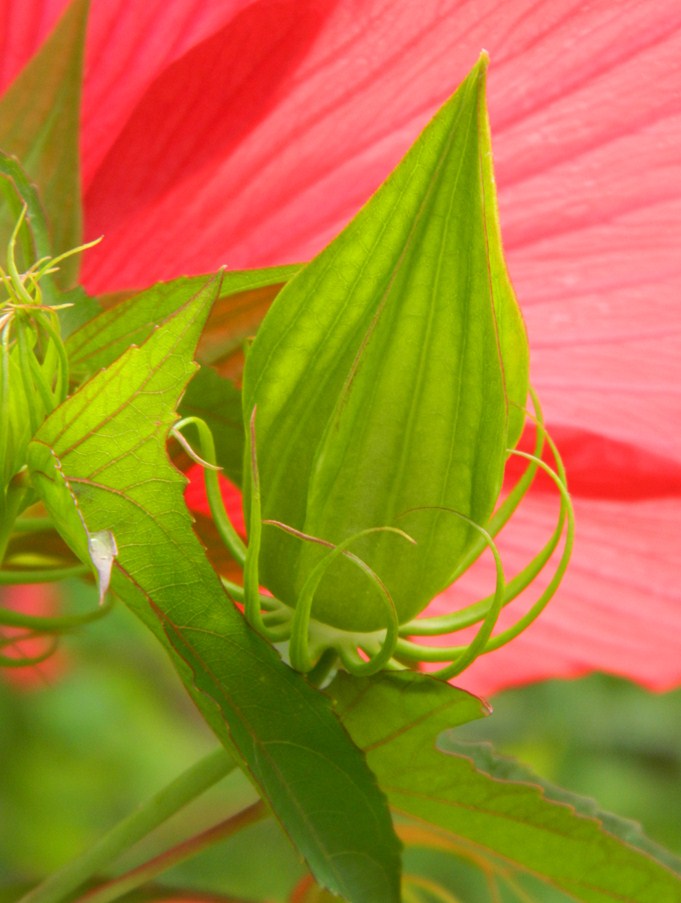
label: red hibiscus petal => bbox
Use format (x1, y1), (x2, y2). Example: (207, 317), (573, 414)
(0, 0), (70, 91)
(79, 0), (681, 466)
(183, 464), (245, 535)
(80, 0), (255, 179)
(0, 1), (254, 176)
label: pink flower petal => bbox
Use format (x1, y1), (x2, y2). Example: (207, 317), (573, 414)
(184, 464), (245, 535)
(79, 0), (255, 179)
(0, 0), (69, 90)
(0, 0), (256, 174)
(78, 0), (681, 465)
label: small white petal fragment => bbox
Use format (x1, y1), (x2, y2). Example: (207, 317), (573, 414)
(88, 530), (118, 605)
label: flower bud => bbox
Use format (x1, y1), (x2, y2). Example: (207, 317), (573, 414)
(241, 57), (535, 672)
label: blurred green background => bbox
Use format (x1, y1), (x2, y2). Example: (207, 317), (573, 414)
(1, 580), (680, 902)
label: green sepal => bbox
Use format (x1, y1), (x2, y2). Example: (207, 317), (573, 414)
(242, 55), (529, 633)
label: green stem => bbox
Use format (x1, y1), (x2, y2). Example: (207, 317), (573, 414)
(0, 594), (111, 629)
(12, 517), (54, 533)
(173, 416), (246, 566)
(0, 479), (27, 566)
(18, 747), (237, 903)
(80, 802), (266, 903)
(0, 564), (89, 585)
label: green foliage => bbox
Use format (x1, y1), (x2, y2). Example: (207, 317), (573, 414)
(331, 672), (681, 902)
(66, 267), (297, 385)
(0, 9), (678, 901)
(26, 277), (400, 903)
(65, 267), (297, 486)
(242, 56), (529, 636)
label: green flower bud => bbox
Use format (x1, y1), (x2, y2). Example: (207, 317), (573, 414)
(237, 58), (569, 678)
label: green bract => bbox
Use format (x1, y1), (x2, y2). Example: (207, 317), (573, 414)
(242, 57), (529, 653)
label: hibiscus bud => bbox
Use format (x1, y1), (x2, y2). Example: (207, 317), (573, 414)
(241, 57), (533, 673)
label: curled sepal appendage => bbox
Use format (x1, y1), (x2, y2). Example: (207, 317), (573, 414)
(267, 522), (414, 676)
(0, 632), (58, 668)
(394, 509), (505, 679)
(171, 416), (246, 567)
(0, 596), (114, 673)
(395, 413), (574, 679)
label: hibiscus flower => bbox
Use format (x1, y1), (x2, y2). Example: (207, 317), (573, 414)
(2, 0), (679, 694)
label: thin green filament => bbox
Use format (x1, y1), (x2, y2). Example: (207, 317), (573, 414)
(394, 509), (505, 678)
(270, 523), (412, 674)
(394, 420), (573, 674)
(172, 416), (246, 566)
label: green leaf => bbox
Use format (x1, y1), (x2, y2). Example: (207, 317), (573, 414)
(66, 267), (296, 484)
(0, 0), (88, 284)
(330, 673), (681, 902)
(66, 267), (297, 384)
(160, 620), (401, 902)
(26, 277), (400, 903)
(56, 285), (102, 340)
(439, 737), (681, 880)
(242, 55), (529, 634)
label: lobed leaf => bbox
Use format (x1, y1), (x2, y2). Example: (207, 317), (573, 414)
(66, 267), (297, 384)
(330, 672), (681, 902)
(26, 276), (400, 903)
(65, 267), (297, 484)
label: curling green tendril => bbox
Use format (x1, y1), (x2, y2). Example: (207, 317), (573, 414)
(394, 397), (574, 678)
(264, 521), (415, 675)
(171, 416), (246, 567)
(394, 509), (506, 679)
(186, 390), (572, 680)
